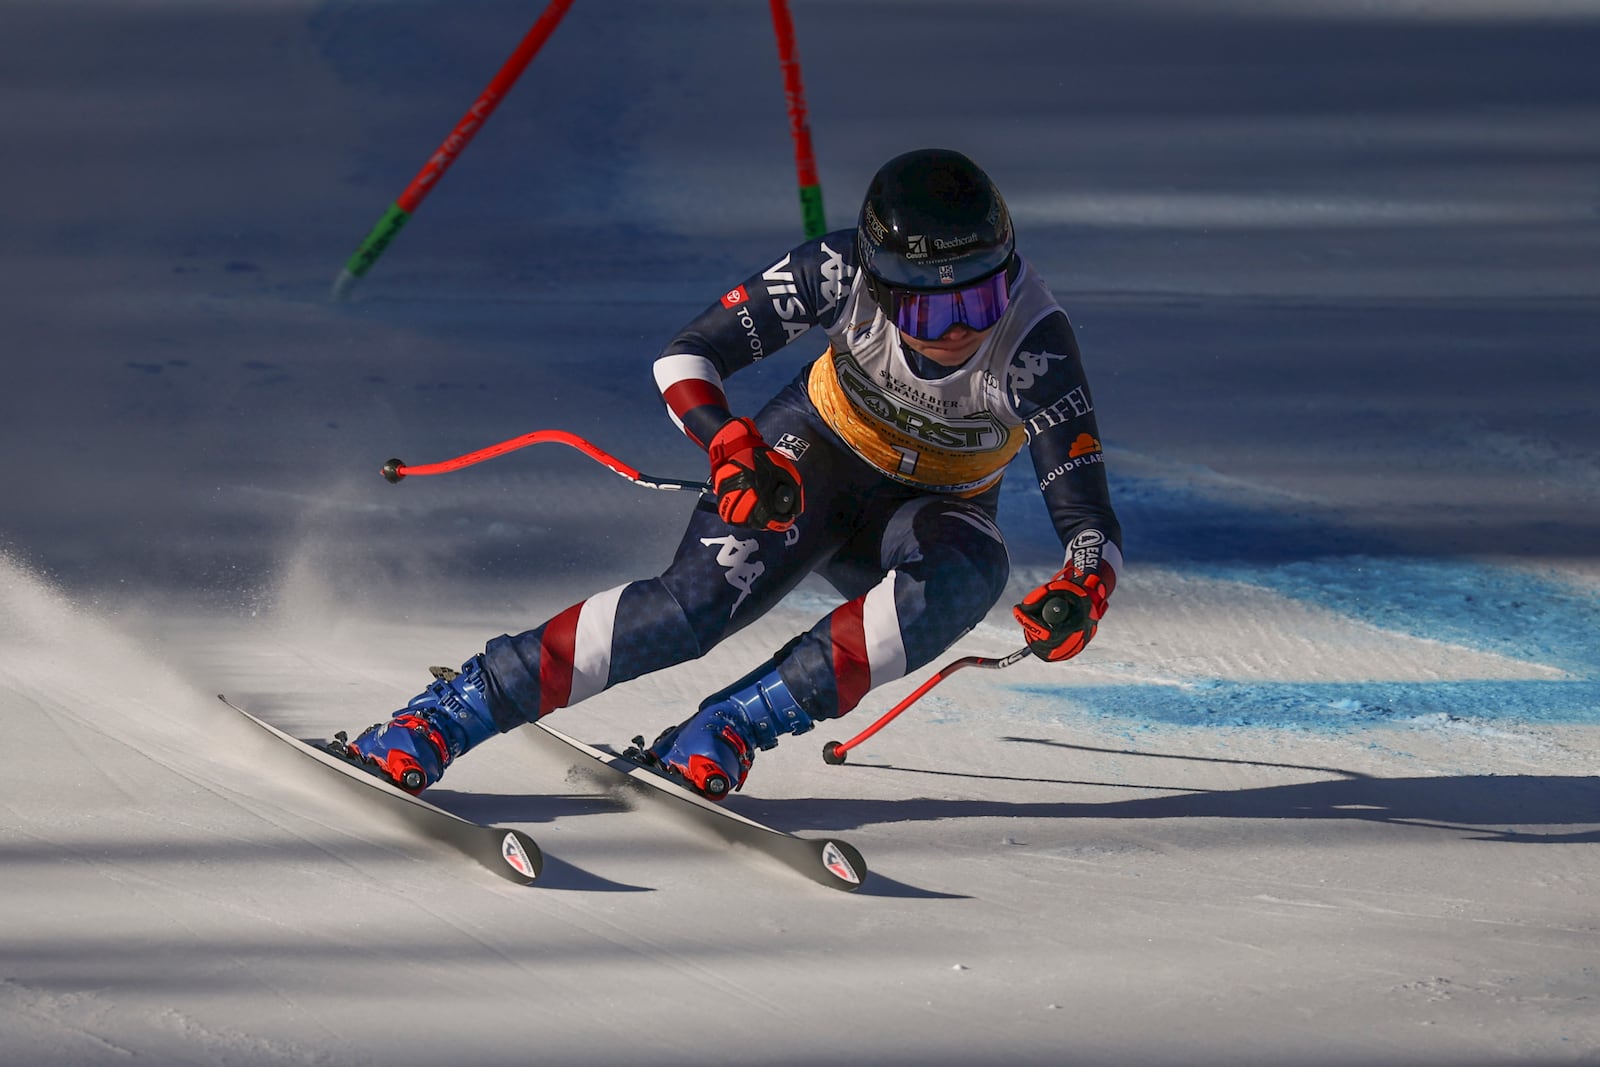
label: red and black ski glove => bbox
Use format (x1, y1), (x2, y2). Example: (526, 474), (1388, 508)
(1013, 567), (1113, 662)
(707, 417), (803, 532)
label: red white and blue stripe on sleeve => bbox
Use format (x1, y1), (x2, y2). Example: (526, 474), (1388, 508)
(653, 353), (734, 450)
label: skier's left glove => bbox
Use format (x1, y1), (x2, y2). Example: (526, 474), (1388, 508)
(1013, 566), (1113, 662)
(708, 417), (803, 532)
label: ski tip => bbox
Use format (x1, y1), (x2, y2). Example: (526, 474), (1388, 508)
(819, 839), (867, 890)
(499, 830), (543, 884)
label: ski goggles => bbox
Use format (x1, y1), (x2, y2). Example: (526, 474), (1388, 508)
(868, 268), (1011, 341)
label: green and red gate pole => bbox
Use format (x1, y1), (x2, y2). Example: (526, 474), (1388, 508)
(332, 0), (577, 300)
(769, 0), (825, 239)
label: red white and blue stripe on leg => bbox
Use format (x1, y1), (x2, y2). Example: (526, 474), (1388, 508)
(477, 571), (916, 728)
(825, 575), (908, 716)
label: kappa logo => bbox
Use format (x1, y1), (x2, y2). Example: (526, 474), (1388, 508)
(818, 241), (852, 314)
(1007, 349), (1075, 393)
(701, 534), (765, 616)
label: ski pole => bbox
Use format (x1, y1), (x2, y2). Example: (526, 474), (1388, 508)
(332, 0), (577, 301)
(381, 429), (708, 493)
(822, 643), (1038, 765)
(767, 0), (826, 238)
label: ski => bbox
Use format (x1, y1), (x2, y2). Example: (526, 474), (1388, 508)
(218, 695), (543, 886)
(525, 720), (867, 892)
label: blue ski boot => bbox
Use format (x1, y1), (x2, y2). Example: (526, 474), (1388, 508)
(639, 659), (815, 801)
(341, 657), (499, 794)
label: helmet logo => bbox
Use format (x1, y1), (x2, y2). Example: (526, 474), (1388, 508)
(934, 232), (980, 251)
(906, 234), (928, 259)
(863, 203), (888, 243)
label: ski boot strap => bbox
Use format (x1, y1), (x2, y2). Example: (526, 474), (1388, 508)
(734, 671), (814, 751)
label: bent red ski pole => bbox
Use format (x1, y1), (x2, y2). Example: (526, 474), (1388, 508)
(381, 429), (707, 493)
(822, 644), (1035, 765)
(332, 0), (577, 300)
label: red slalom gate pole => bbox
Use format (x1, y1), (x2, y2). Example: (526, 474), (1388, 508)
(333, 0), (578, 300)
(380, 429), (708, 493)
(768, 0), (826, 238)
(822, 646), (1033, 765)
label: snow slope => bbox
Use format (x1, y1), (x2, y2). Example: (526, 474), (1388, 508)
(2, 1), (1598, 1064)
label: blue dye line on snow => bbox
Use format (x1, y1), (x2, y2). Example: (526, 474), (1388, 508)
(1006, 472), (1600, 729)
(1015, 679), (1600, 732)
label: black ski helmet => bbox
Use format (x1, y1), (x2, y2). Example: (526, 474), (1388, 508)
(857, 148), (1015, 294)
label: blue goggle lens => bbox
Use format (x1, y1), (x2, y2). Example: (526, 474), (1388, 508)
(878, 270), (1011, 341)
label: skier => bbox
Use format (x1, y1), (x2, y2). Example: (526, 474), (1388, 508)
(342, 148), (1123, 800)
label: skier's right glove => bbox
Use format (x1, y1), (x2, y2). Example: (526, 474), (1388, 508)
(708, 417), (804, 532)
